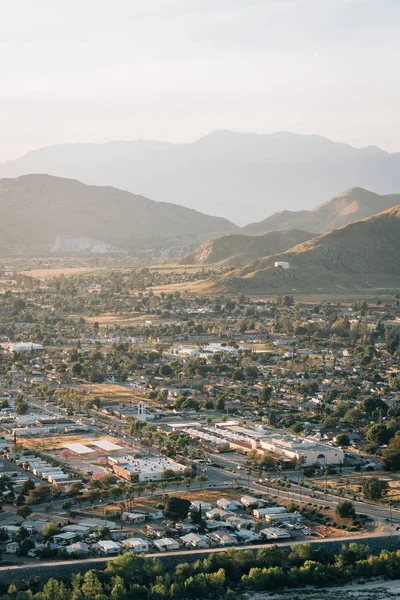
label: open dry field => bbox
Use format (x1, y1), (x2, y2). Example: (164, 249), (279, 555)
(321, 473), (400, 504)
(22, 267), (101, 280)
(76, 312), (162, 326)
(77, 382), (144, 404)
(20, 432), (120, 452)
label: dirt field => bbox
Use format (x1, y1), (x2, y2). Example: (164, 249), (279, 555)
(22, 267), (100, 280)
(321, 473), (400, 503)
(20, 432), (119, 452)
(77, 383), (144, 404)
(75, 312), (162, 326)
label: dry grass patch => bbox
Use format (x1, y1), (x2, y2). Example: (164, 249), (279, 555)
(21, 433), (120, 452)
(22, 267), (99, 280)
(77, 312), (161, 326)
(77, 383), (144, 404)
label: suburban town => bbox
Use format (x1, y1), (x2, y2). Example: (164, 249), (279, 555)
(0, 264), (398, 584)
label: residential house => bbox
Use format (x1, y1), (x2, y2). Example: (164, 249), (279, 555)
(205, 508), (233, 520)
(240, 495), (265, 508)
(260, 527), (290, 540)
(5, 542), (19, 554)
(65, 542), (90, 556)
(153, 537), (179, 552)
(253, 507), (287, 519)
(190, 500), (213, 512)
(120, 538), (149, 553)
(96, 540), (121, 555)
(208, 530), (237, 547)
(216, 498), (243, 511)
(122, 512), (146, 524)
(236, 530), (260, 543)
(147, 524), (167, 538)
(180, 533), (209, 549)
(225, 516), (254, 530)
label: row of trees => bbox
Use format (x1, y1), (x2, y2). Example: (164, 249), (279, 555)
(3, 543), (400, 599)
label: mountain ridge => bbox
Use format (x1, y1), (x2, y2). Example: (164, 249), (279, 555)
(217, 203), (400, 293)
(179, 229), (313, 266)
(2, 131), (400, 224)
(243, 187), (400, 234)
(0, 174), (237, 257)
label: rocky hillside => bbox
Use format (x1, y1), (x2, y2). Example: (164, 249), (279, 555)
(218, 204), (400, 293)
(0, 174), (236, 256)
(180, 229), (313, 265)
(243, 188), (400, 235)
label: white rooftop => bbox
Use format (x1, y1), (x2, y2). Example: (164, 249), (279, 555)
(91, 439), (123, 451)
(65, 443), (95, 454)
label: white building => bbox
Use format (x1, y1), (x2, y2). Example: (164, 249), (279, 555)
(259, 435), (345, 467)
(120, 538), (149, 553)
(96, 540), (121, 555)
(274, 261), (290, 269)
(153, 538), (179, 552)
(110, 455), (185, 483)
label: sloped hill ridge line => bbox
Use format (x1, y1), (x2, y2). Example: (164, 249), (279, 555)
(0, 174), (237, 256)
(215, 203), (400, 293)
(2, 131), (400, 223)
(244, 188), (400, 235)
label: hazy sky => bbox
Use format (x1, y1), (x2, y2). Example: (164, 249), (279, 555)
(1, 0), (399, 161)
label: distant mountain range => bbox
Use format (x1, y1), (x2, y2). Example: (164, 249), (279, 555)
(0, 175), (236, 257)
(1, 131), (400, 224)
(216, 204), (400, 293)
(180, 230), (313, 265)
(243, 188), (400, 235)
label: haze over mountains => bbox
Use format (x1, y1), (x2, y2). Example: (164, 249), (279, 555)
(1, 131), (400, 224)
(0, 175), (235, 257)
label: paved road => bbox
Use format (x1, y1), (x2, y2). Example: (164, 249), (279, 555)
(0, 530), (398, 573)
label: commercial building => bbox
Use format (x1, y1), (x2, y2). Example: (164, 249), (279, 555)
(259, 435), (345, 466)
(109, 456), (185, 482)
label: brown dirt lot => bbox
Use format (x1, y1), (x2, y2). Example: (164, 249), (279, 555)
(77, 383), (144, 404)
(22, 267), (100, 280)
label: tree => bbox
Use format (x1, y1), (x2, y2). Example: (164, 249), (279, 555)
(42, 578), (69, 600)
(259, 385), (273, 405)
(72, 362), (83, 376)
(81, 570), (103, 599)
(41, 521), (60, 539)
(98, 526), (111, 539)
(163, 496), (191, 523)
(216, 397), (225, 412)
(336, 434), (350, 447)
(15, 526), (29, 543)
(15, 400), (29, 415)
(335, 500), (356, 519)
(362, 477), (388, 500)
(366, 424), (391, 445)
(383, 450), (400, 471)
(17, 505), (32, 519)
